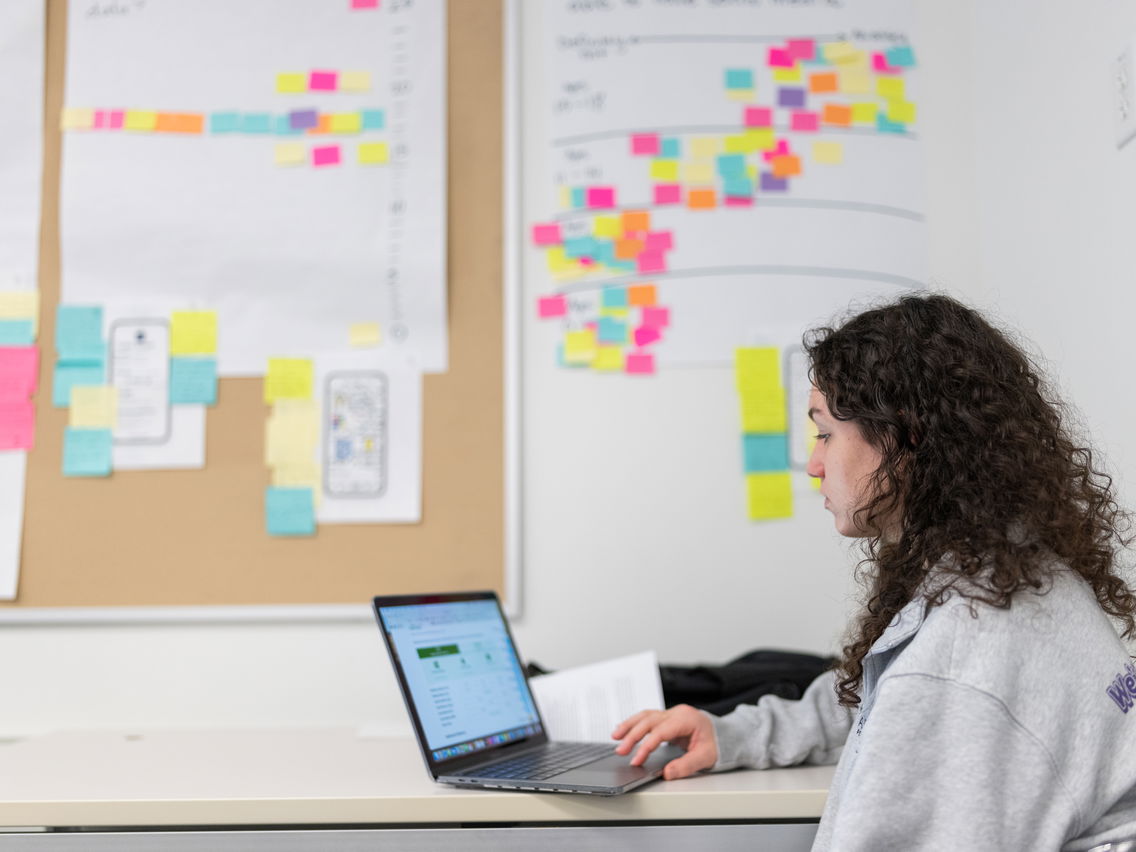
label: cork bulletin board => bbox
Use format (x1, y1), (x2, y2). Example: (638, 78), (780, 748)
(2, 0), (505, 611)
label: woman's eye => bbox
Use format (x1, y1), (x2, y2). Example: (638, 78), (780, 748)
(813, 433), (830, 442)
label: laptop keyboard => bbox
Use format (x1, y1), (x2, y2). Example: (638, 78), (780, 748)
(473, 742), (615, 781)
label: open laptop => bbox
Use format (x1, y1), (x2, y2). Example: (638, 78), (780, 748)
(372, 591), (684, 795)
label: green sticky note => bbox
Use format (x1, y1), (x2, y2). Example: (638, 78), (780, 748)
(63, 427), (113, 477)
(266, 486), (316, 536)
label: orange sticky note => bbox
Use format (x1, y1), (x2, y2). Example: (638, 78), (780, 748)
(621, 210), (651, 234)
(822, 103), (853, 126)
(614, 238), (644, 260)
(628, 284), (657, 306)
(309, 114), (332, 135)
(808, 72), (838, 93)
(687, 188), (717, 209)
(771, 155), (802, 178)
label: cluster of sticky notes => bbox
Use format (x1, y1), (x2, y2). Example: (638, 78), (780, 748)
(531, 210), (674, 281)
(736, 348), (792, 520)
(264, 357), (318, 536)
(0, 345), (39, 451)
(169, 311), (219, 405)
(63, 107), (386, 137)
(0, 291), (40, 345)
(276, 70), (373, 94)
(55, 305), (111, 477)
(275, 141), (389, 168)
(538, 283), (666, 376)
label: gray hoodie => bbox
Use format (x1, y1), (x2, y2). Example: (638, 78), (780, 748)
(711, 568), (1136, 850)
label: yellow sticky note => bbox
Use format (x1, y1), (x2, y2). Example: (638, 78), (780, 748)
(349, 322), (382, 347)
(683, 161), (715, 184)
(545, 246), (570, 273)
(840, 69), (873, 95)
(265, 408), (319, 466)
(559, 186), (573, 209)
(124, 110), (158, 132)
(740, 391), (789, 433)
(0, 291), (39, 324)
(358, 142), (389, 164)
(822, 41), (857, 64)
(723, 134), (750, 154)
(726, 88), (754, 102)
(69, 386), (117, 429)
(329, 113), (362, 134)
(813, 141), (844, 164)
(563, 330), (597, 365)
(649, 160), (679, 181)
(592, 346), (625, 371)
(851, 102), (878, 124)
(887, 100), (917, 123)
(690, 137), (720, 158)
(170, 311), (217, 356)
(744, 128), (777, 151)
(339, 70), (372, 92)
(772, 66), (802, 83)
(877, 77), (906, 101)
(600, 306), (629, 319)
(264, 358), (314, 403)
(272, 461), (323, 507)
(60, 107), (94, 130)
(735, 347), (781, 390)
(277, 72), (307, 93)
(747, 472), (793, 520)
(592, 215), (621, 238)
(275, 143), (306, 166)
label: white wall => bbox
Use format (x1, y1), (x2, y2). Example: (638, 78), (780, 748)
(6, 0), (1134, 738)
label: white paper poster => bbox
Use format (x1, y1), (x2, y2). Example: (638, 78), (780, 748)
(60, 0), (448, 375)
(0, 451), (27, 600)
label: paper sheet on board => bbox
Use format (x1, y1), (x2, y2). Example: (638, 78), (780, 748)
(0, 451), (27, 600)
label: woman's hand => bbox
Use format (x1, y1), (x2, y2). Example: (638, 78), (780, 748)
(611, 704), (718, 780)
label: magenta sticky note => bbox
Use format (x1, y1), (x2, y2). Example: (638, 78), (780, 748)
(352, 0), (379, 8)
(763, 139), (791, 162)
(791, 111), (819, 132)
(0, 401), (35, 450)
(873, 53), (900, 74)
(93, 110), (107, 129)
(744, 107), (773, 128)
(654, 184), (682, 205)
(531, 223), (562, 246)
(637, 252), (666, 274)
(579, 256), (595, 267)
(645, 231), (673, 252)
(310, 70), (338, 91)
(312, 145), (342, 167)
(538, 295), (568, 319)
(634, 325), (661, 347)
(768, 47), (794, 68)
(787, 39), (816, 61)
(726, 195), (755, 207)
(631, 133), (660, 155)
(586, 186), (616, 209)
(108, 110), (125, 129)
(642, 306), (670, 329)
(0, 346), (39, 400)
(626, 352), (656, 375)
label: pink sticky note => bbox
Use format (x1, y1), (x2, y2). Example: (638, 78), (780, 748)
(312, 145), (342, 167)
(585, 321), (598, 332)
(626, 352), (656, 375)
(637, 252), (666, 274)
(642, 306), (670, 329)
(873, 52), (901, 74)
(351, 0), (379, 8)
(93, 110), (107, 129)
(531, 223), (563, 246)
(586, 186), (616, 209)
(653, 184), (682, 205)
(645, 231), (673, 252)
(538, 295), (568, 318)
(790, 111), (819, 132)
(579, 256), (595, 267)
(763, 139), (791, 162)
(0, 401), (35, 450)
(634, 325), (662, 347)
(744, 107), (773, 128)
(0, 346), (39, 400)
(631, 133), (660, 155)
(768, 47), (794, 68)
(108, 110), (125, 129)
(787, 39), (816, 61)
(726, 195), (754, 207)
(310, 70), (338, 91)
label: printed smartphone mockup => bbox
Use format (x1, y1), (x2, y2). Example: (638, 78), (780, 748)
(324, 371), (387, 498)
(108, 319), (171, 444)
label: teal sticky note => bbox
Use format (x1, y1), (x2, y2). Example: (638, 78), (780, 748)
(876, 114), (907, 134)
(239, 113), (273, 134)
(210, 112), (241, 133)
(742, 433), (790, 472)
(725, 68), (754, 89)
(57, 343), (106, 365)
(0, 319), (35, 345)
(716, 153), (746, 177)
(597, 316), (627, 344)
(601, 287), (628, 309)
(56, 305), (102, 353)
(570, 187), (586, 208)
(266, 486), (316, 536)
(169, 357), (217, 405)
(659, 137), (680, 158)
(563, 236), (597, 259)
(53, 363), (105, 408)
(63, 427), (113, 477)
(723, 177), (754, 197)
(595, 240), (616, 265)
(360, 109), (385, 130)
(274, 115), (303, 135)
(885, 45), (915, 67)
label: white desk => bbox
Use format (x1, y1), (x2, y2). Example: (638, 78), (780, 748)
(0, 729), (833, 850)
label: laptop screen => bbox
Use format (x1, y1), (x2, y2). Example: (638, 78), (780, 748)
(377, 597), (544, 764)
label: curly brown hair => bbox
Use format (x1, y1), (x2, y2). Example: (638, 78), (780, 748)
(804, 293), (1136, 707)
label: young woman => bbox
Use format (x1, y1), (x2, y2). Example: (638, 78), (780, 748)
(613, 294), (1136, 850)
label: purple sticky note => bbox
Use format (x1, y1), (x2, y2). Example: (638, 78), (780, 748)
(538, 295), (568, 319)
(744, 107), (773, 127)
(531, 223), (562, 246)
(654, 184), (682, 205)
(586, 186), (616, 209)
(0, 346), (39, 400)
(637, 252), (666, 274)
(645, 231), (673, 252)
(626, 352), (656, 375)
(108, 109), (125, 129)
(760, 173), (788, 192)
(790, 111), (819, 132)
(631, 133), (660, 155)
(778, 87), (806, 108)
(289, 109), (319, 130)
(312, 144), (342, 167)
(768, 47), (794, 68)
(641, 307), (670, 329)
(787, 39), (816, 61)
(0, 401), (35, 450)
(310, 70), (338, 91)
(634, 325), (662, 347)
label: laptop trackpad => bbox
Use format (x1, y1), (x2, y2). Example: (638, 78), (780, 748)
(553, 746), (685, 786)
